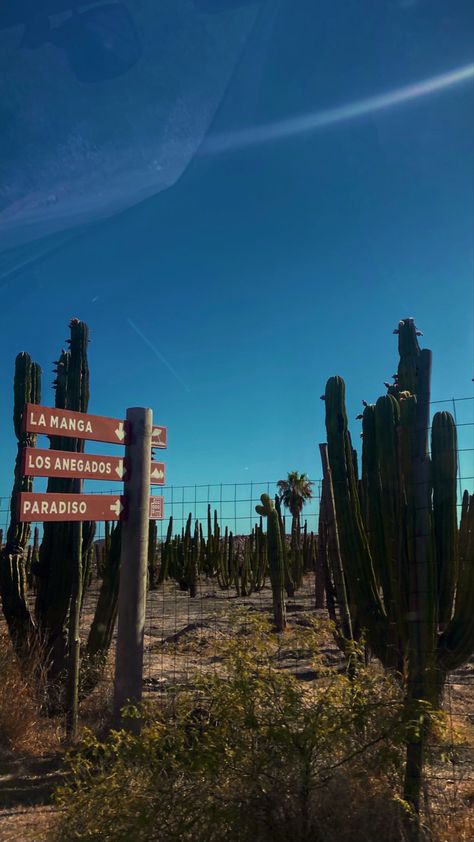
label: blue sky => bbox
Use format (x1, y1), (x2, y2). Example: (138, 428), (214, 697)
(0, 0), (473, 512)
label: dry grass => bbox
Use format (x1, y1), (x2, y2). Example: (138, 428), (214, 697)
(427, 781), (474, 841)
(78, 663), (114, 739)
(0, 634), (61, 758)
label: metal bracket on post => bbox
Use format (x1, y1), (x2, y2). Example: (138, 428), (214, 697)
(113, 407), (152, 729)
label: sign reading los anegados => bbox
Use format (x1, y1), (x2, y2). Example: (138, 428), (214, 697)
(22, 447), (127, 482)
(23, 404), (128, 445)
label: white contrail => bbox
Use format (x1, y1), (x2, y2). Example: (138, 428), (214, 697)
(127, 319), (191, 393)
(203, 63), (474, 154)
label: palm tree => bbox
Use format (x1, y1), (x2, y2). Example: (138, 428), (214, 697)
(277, 471), (314, 536)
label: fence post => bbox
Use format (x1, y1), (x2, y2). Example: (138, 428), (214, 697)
(113, 407), (152, 729)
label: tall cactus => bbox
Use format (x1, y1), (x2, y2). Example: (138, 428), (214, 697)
(35, 319), (91, 690)
(147, 520), (159, 590)
(0, 353), (41, 656)
(158, 516), (173, 585)
(256, 494), (286, 631)
(86, 522), (122, 677)
(323, 317), (474, 824)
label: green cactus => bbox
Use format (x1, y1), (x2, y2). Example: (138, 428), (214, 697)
(158, 516), (173, 585)
(148, 520), (159, 590)
(0, 353), (41, 657)
(188, 520), (200, 598)
(256, 494), (286, 632)
(35, 319), (91, 694)
(248, 525), (267, 593)
(85, 521), (122, 680)
(274, 495), (294, 598)
(323, 317), (474, 823)
(216, 526), (231, 590)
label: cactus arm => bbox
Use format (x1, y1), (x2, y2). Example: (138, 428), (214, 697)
(437, 493), (474, 672)
(319, 443), (353, 642)
(431, 412), (458, 627)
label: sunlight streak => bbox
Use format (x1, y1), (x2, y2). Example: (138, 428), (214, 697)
(204, 64), (474, 154)
(127, 319), (191, 392)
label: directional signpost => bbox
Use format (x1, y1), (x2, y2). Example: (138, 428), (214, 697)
(19, 401), (167, 736)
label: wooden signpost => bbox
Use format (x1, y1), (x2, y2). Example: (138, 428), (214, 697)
(19, 402), (167, 735)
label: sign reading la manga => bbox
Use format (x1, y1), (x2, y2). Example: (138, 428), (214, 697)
(30, 412), (93, 434)
(23, 404), (127, 444)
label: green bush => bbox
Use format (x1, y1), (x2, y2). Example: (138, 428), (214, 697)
(53, 618), (410, 842)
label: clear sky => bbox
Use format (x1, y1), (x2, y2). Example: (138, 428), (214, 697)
(0, 0), (473, 507)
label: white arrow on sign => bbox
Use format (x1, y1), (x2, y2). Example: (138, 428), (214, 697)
(110, 499), (124, 517)
(115, 422), (126, 442)
(115, 460), (125, 479)
(151, 467), (164, 480)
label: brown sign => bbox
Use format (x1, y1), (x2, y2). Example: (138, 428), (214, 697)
(23, 404), (128, 445)
(151, 425), (167, 449)
(149, 496), (164, 520)
(150, 462), (165, 485)
(18, 492), (126, 522)
(22, 447), (127, 482)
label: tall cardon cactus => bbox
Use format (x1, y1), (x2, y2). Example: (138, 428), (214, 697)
(0, 353), (41, 656)
(35, 319), (94, 691)
(256, 494), (286, 631)
(323, 317), (474, 827)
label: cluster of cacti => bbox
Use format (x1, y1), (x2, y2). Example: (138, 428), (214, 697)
(156, 500), (319, 604)
(301, 520), (318, 575)
(322, 317), (474, 822)
(256, 494), (286, 631)
(162, 513), (202, 596)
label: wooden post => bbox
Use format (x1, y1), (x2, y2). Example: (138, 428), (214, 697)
(113, 407), (152, 729)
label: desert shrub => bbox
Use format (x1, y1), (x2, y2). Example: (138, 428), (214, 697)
(0, 632), (57, 755)
(53, 617), (410, 842)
